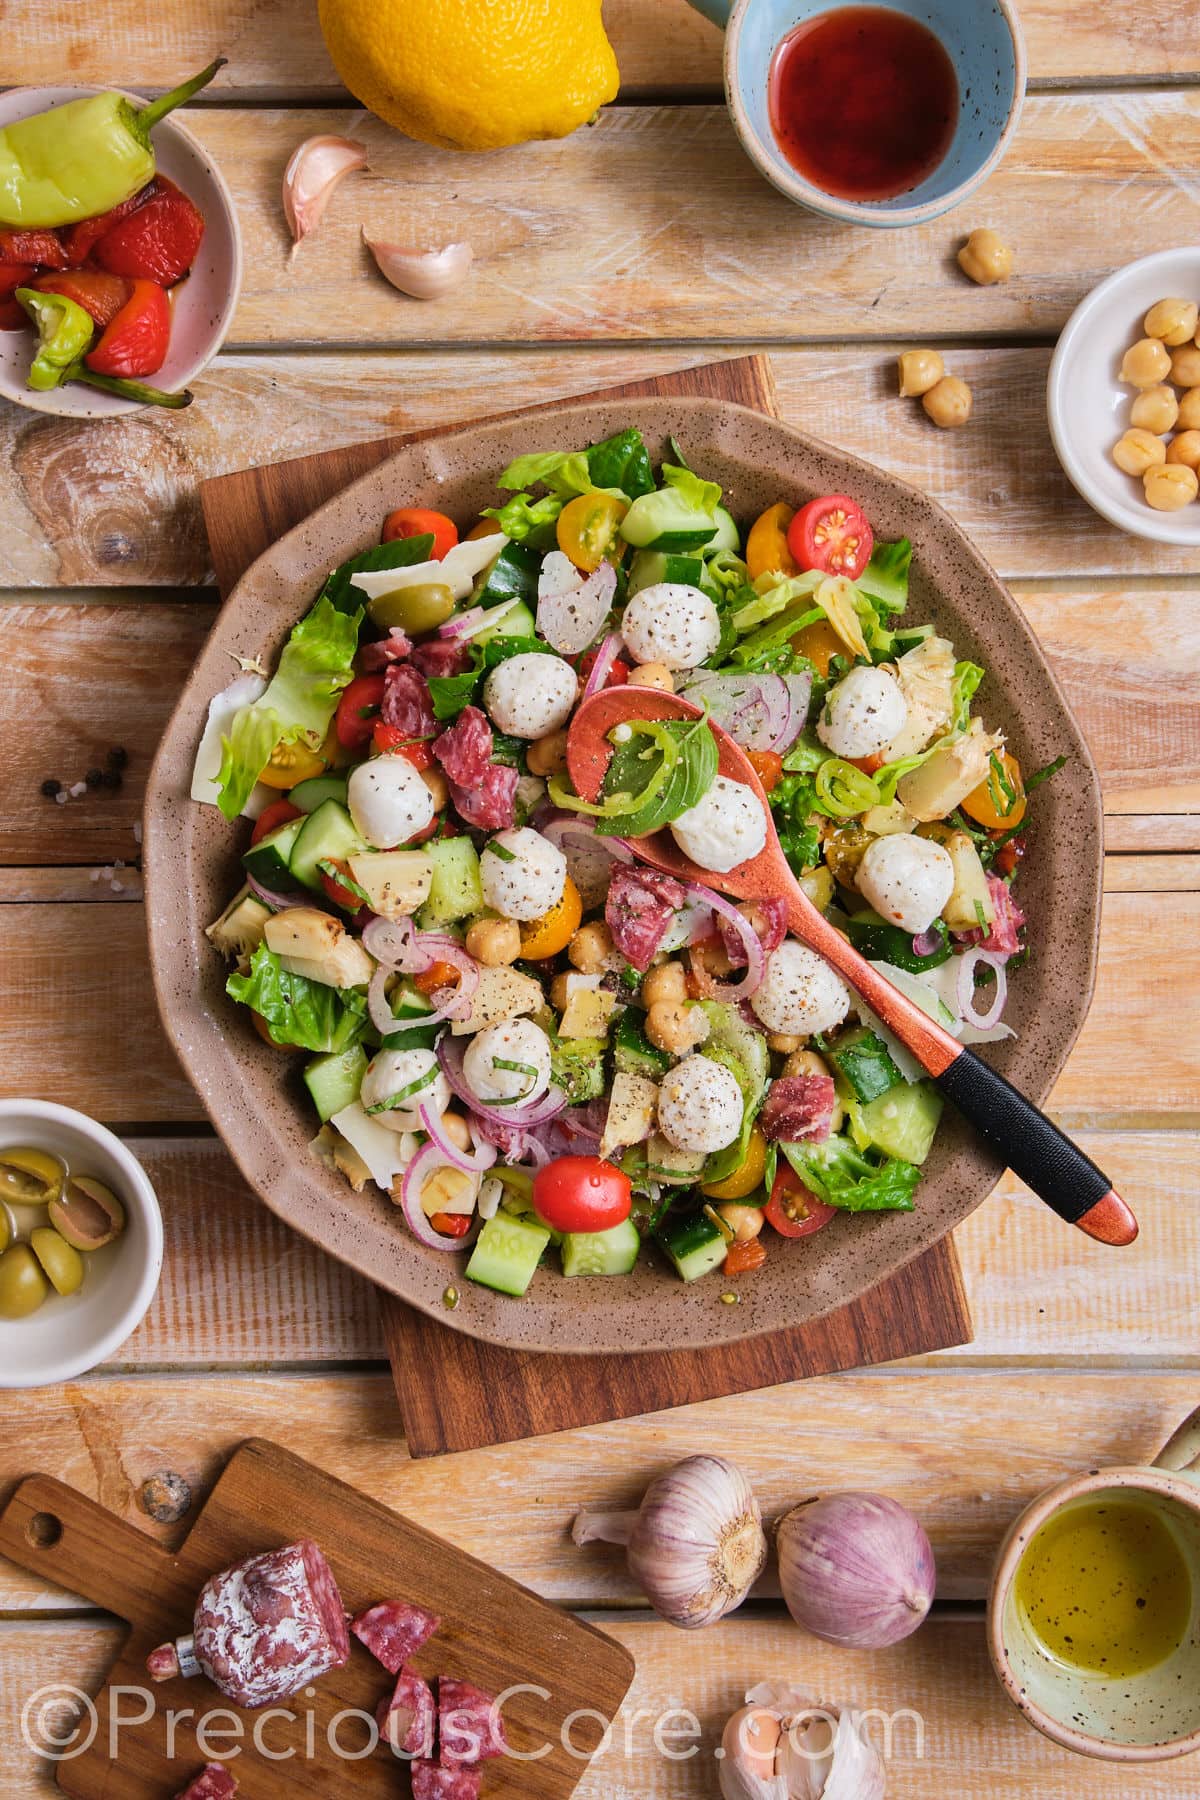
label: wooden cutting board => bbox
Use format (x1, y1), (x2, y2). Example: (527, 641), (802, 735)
(198, 355), (973, 1456)
(0, 1438), (634, 1799)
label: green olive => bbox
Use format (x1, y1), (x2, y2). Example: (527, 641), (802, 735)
(0, 1208), (11, 1254)
(30, 1227), (85, 1297)
(48, 1175), (126, 1251)
(367, 581), (455, 635)
(0, 1244), (50, 1318)
(0, 1145), (65, 1205)
(799, 865), (835, 914)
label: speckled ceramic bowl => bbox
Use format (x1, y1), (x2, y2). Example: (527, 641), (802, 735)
(144, 398), (1102, 1355)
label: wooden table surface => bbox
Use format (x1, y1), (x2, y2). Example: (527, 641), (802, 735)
(2, 4), (1199, 1794)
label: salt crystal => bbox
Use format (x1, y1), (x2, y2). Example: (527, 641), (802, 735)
(54, 791), (68, 805)
(69, 780), (87, 798)
(89, 869), (101, 883)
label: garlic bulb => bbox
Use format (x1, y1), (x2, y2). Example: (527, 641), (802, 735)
(776, 1491), (934, 1648)
(720, 1683), (885, 1800)
(572, 1455), (766, 1629)
(282, 135), (367, 249)
(364, 233), (474, 301)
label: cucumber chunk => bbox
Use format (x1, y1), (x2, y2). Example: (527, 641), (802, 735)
(416, 835), (483, 928)
(289, 800), (364, 893)
(290, 773), (350, 814)
(466, 1212), (551, 1297)
(242, 816), (305, 891)
(626, 550), (705, 598)
(851, 1080), (943, 1165)
(657, 1211), (727, 1282)
(304, 1044), (368, 1122)
(561, 1217), (641, 1278)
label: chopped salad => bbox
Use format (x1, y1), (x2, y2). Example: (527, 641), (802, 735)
(195, 430), (1060, 1300)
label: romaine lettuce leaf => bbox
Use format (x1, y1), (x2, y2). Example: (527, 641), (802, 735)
(781, 1136), (920, 1211)
(482, 492), (563, 543)
(227, 944), (368, 1052)
(857, 538), (912, 614)
(948, 660), (985, 735)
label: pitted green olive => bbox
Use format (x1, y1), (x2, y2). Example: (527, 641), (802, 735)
(0, 1244), (50, 1318)
(367, 581), (455, 635)
(30, 1227), (85, 1297)
(48, 1175), (126, 1252)
(0, 1146), (65, 1205)
(0, 1209), (11, 1254)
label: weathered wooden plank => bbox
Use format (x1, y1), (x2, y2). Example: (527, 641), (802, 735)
(0, 1369), (1194, 1613)
(1101, 854), (1199, 891)
(1105, 813), (1200, 854)
(7, 348), (1200, 589)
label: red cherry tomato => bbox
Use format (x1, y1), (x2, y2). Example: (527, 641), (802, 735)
(786, 493), (874, 581)
(532, 1156), (633, 1234)
(765, 1163), (838, 1238)
(382, 507), (459, 560)
(745, 748), (783, 794)
(413, 959), (462, 996)
(576, 647), (629, 689)
(250, 798), (303, 845)
(320, 862), (365, 912)
(371, 721), (435, 767)
(335, 673), (386, 751)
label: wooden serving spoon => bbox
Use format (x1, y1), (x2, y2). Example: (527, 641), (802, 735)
(567, 685), (1137, 1246)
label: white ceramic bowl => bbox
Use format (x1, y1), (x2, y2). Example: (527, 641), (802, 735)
(0, 84), (242, 417)
(0, 1101), (162, 1387)
(1048, 247), (1200, 546)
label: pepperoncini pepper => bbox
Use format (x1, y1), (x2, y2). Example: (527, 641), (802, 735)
(15, 288), (192, 408)
(0, 58), (224, 229)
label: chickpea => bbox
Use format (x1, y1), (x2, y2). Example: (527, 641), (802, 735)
(465, 916), (521, 967)
(1130, 385), (1179, 434)
(1112, 428), (1167, 478)
(897, 348), (944, 398)
(438, 1110), (473, 1152)
(420, 765), (449, 810)
(767, 1032), (803, 1054)
(568, 920), (619, 973)
(957, 228), (1014, 286)
(1170, 344), (1200, 388)
(1143, 297), (1199, 347)
(627, 662), (674, 693)
(1144, 462), (1199, 511)
(525, 730), (568, 777)
(1176, 388), (1200, 432)
(641, 960), (688, 1007)
(1120, 338), (1172, 389)
(645, 999), (710, 1055)
(715, 1202), (764, 1244)
(1166, 430), (1200, 471)
(922, 375), (973, 429)
(690, 935), (733, 980)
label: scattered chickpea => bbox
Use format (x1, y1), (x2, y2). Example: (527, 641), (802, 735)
(438, 1110), (473, 1152)
(420, 765), (449, 810)
(1166, 430), (1200, 471)
(690, 935), (733, 980)
(1169, 344), (1200, 388)
(767, 1032), (803, 1054)
(1144, 462), (1199, 511)
(897, 348), (945, 398)
(957, 227), (1014, 286)
(922, 375), (973, 429)
(1175, 388), (1200, 433)
(1130, 385), (1179, 434)
(1112, 428), (1167, 478)
(627, 662), (674, 693)
(715, 1202), (764, 1243)
(549, 971), (572, 1010)
(1144, 297), (1199, 347)
(567, 920), (619, 973)
(641, 960), (688, 1008)
(645, 999), (710, 1056)
(465, 916), (521, 967)
(1120, 338), (1172, 390)
(525, 730), (568, 777)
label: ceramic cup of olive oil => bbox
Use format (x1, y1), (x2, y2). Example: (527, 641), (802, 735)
(988, 1406), (1200, 1761)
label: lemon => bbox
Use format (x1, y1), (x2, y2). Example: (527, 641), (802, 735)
(318, 0), (620, 153)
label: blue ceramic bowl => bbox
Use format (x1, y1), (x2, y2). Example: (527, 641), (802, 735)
(691, 0), (1026, 227)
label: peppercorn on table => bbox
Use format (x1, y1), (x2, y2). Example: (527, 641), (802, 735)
(2, 5), (1199, 1795)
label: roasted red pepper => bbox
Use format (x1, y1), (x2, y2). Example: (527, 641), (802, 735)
(0, 227), (67, 269)
(84, 278), (170, 378)
(60, 181), (157, 266)
(0, 263), (33, 327)
(92, 176), (204, 285)
(31, 268), (131, 328)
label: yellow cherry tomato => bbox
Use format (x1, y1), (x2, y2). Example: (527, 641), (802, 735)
(701, 1125), (767, 1200)
(556, 493), (628, 573)
(961, 750), (1027, 831)
(791, 618), (844, 677)
(520, 875), (583, 960)
(746, 502), (799, 581)
(466, 516), (501, 540)
(257, 736), (329, 790)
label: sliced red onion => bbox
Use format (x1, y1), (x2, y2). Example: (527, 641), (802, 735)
(399, 1140), (481, 1252)
(537, 560), (617, 656)
(512, 1132), (552, 1169)
(245, 873), (307, 911)
(438, 1034), (568, 1127)
(363, 914), (431, 973)
(682, 882), (766, 1000)
(682, 672), (792, 754)
(540, 811), (635, 862)
(440, 594), (524, 641)
(417, 1101), (497, 1173)
(911, 924), (943, 959)
(363, 920), (480, 1022)
(781, 673), (813, 745)
(409, 935), (480, 1022)
(581, 629), (624, 700)
(955, 947), (1008, 1031)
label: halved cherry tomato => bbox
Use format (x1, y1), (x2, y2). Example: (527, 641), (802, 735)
(577, 646), (629, 689)
(335, 673), (386, 751)
(430, 1211), (474, 1238)
(702, 1125), (767, 1200)
(372, 722), (436, 768)
(791, 617), (844, 677)
(961, 750), (1026, 831)
(250, 798), (303, 845)
(320, 862), (365, 911)
(413, 959), (462, 996)
(745, 748), (783, 794)
(382, 507), (459, 560)
(992, 832), (1026, 878)
(746, 501), (798, 581)
(556, 492), (628, 573)
(849, 751), (885, 776)
(257, 737), (328, 789)
(532, 1155), (632, 1234)
(724, 1237), (767, 1275)
(787, 494), (874, 581)
(765, 1163), (838, 1238)
(519, 875), (582, 960)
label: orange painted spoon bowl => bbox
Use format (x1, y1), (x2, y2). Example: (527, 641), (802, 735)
(567, 685), (1136, 1247)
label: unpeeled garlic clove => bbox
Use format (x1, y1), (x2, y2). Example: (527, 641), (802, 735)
(722, 1684), (886, 1800)
(282, 135), (367, 248)
(363, 232), (474, 301)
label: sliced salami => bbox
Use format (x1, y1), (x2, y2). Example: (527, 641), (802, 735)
(760, 1073), (836, 1143)
(605, 865), (688, 972)
(381, 663), (437, 738)
(174, 1763), (238, 1799)
(411, 638), (475, 679)
(439, 1677), (509, 1766)
(434, 705), (493, 789)
(410, 1761), (481, 1800)
(376, 1665), (436, 1759)
(955, 873), (1026, 957)
(351, 1599), (441, 1674)
(447, 762), (518, 831)
(717, 895), (788, 965)
(359, 627), (413, 671)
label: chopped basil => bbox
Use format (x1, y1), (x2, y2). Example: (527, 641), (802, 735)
(364, 1064), (438, 1114)
(488, 840), (517, 863)
(1025, 753), (1068, 794)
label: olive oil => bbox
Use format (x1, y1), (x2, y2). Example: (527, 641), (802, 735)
(1016, 1498), (1192, 1678)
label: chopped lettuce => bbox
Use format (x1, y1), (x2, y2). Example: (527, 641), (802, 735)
(227, 943), (368, 1053)
(216, 597), (361, 819)
(948, 660), (985, 736)
(550, 1036), (608, 1104)
(661, 460), (722, 516)
(482, 491), (562, 544)
(781, 1136), (920, 1212)
(732, 569), (822, 633)
(857, 538), (912, 614)
(586, 428), (655, 499)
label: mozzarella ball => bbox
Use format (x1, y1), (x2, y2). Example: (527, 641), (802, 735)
(817, 666), (909, 760)
(360, 1046), (449, 1134)
(483, 652), (577, 739)
(462, 1017), (553, 1106)
(348, 754), (436, 849)
(479, 827), (567, 921)
(657, 1054), (744, 1154)
(621, 583), (721, 670)
(751, 940), (851, 1037)
(856, 832), (955, 936)
(670, 775), (767, 874)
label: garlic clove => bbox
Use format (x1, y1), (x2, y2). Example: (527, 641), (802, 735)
(364, 232), (474, 301)
(780, 1707), (886, 1800)
(282, 135), (367, 249)
(721, 1707), (786, 1796)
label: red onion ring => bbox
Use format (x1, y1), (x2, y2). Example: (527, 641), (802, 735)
(363, 920), (480, 1024)
(540, 811), (636, 863)
(581, 630), (624, 700)
(245, 873), (307, 912)
(437, 1034), (568, 1127)
(363, 914), (431, 973)
(683, 673), (794, 754)
(955, 947), (1008, 1031)
(911, 925), (943, 958)
(439, 606), (484, 639)
(399, 1140), (482, 1251)
(418, 1101), (497, 1173)
(681, 882), (767, 1000)
(408, 935), (480, 1022)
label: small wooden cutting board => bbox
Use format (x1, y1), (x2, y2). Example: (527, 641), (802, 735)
(0, 1439), (634, 1799)
(197, 355), (972, 1457)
